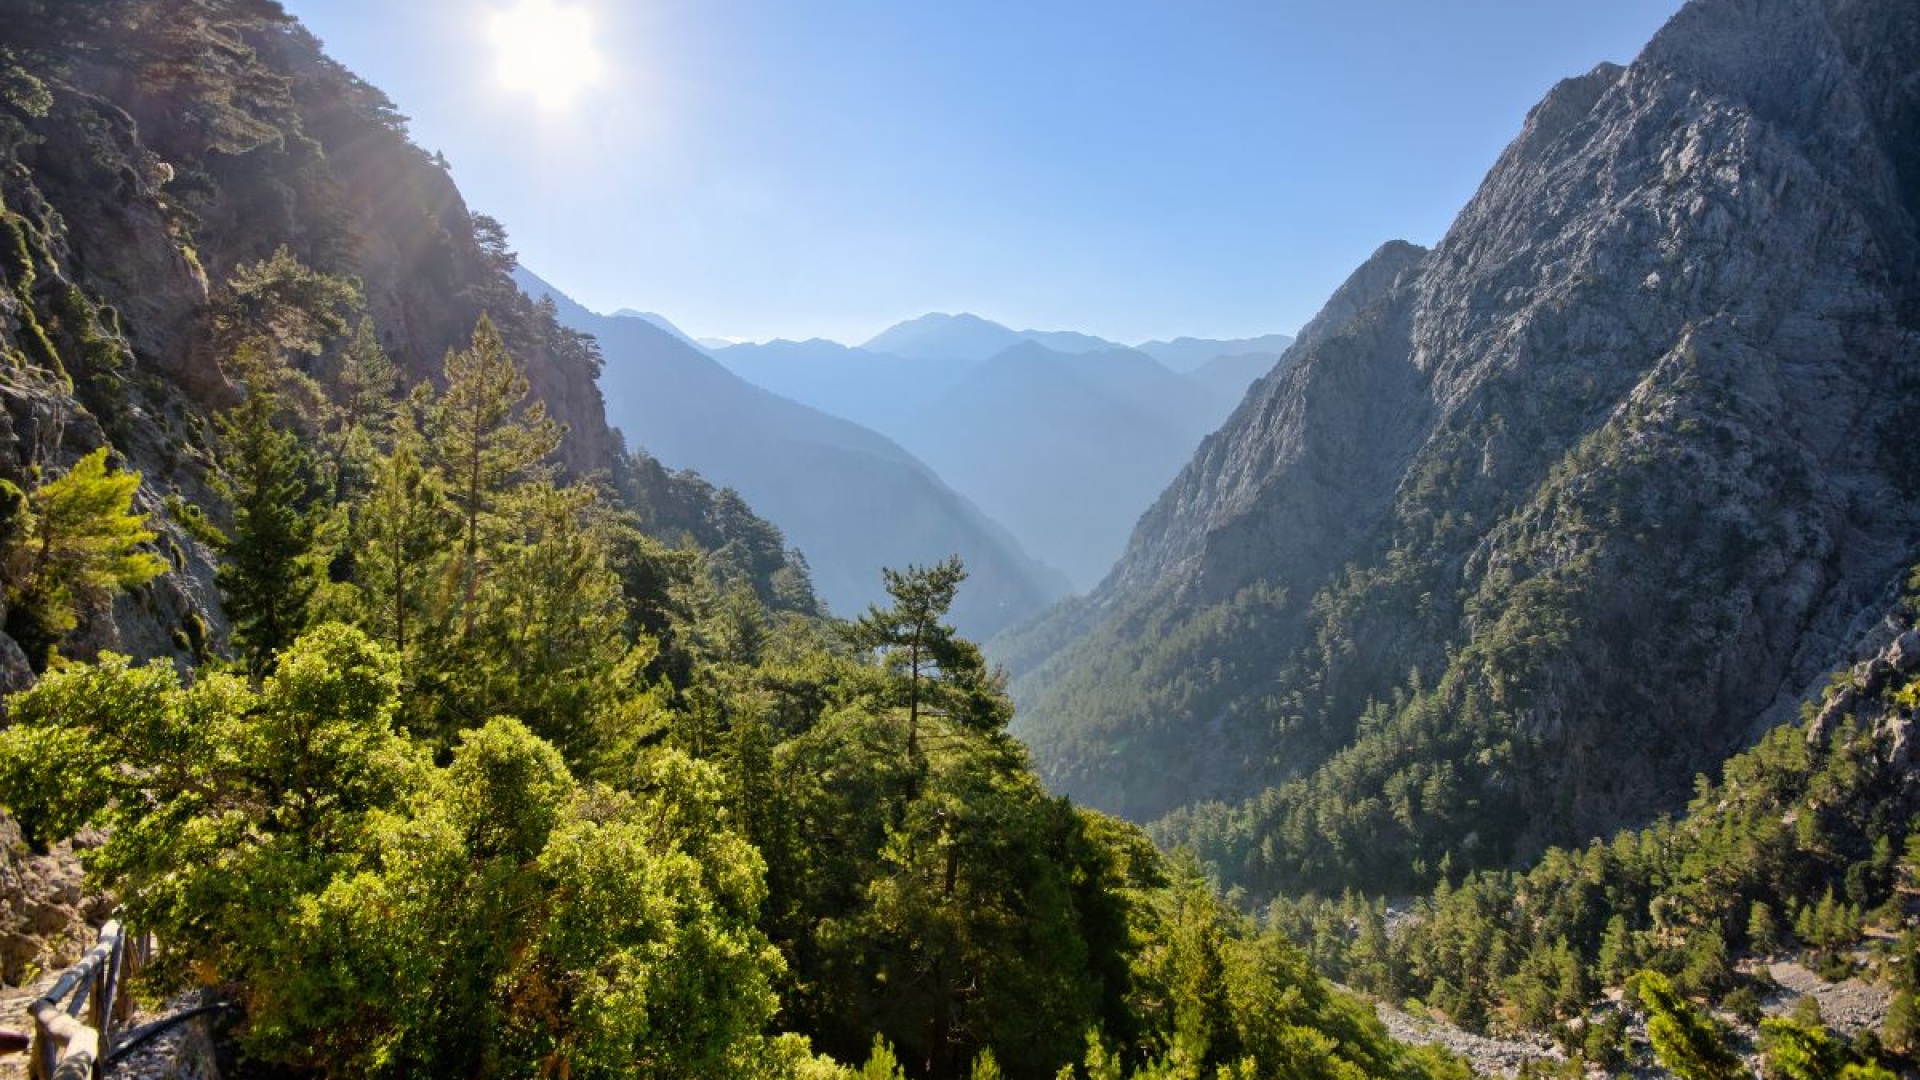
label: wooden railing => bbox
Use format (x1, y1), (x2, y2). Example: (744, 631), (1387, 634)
(26, 920), (146, 1080)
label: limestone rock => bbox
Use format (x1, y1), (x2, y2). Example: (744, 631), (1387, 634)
(1006, 0), (1920, 884)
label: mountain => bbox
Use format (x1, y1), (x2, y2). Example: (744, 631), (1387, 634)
(611, 308), (703, 349)
(1002, 0), (1920, 898)
(897, 343), (1227, 591)
(0, 12), (1473, 1080)
(1135, 334), (1295, 374)
(517, 269), (1069, 638)
(708, 337), (971, 435)
(0, 4), (631, 686)
(862, 312), (1120, 362)
(711, 332), (1291, 591)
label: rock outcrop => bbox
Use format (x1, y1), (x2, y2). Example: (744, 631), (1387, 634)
(1004, 0), (1920, 894)
(0, 3), (624, 681)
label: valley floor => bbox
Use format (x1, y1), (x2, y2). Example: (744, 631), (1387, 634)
(1355, 955), (1897, 1078)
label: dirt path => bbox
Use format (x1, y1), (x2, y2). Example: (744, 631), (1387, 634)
(0, 971), (57, 1080)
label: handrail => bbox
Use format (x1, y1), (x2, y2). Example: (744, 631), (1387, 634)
(26, 919), (148, 1080)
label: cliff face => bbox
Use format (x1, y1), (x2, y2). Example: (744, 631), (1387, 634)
(1004, 0), (1920, 892)
(0, 0), (620, 685)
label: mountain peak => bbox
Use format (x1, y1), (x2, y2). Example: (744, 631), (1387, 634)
(1005, 0), (1920, 893)
(863, 312), (1122, 362)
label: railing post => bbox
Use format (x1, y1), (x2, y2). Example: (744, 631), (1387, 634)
(22, 920), (130, 1080)
(29, 1019), (52, 1080)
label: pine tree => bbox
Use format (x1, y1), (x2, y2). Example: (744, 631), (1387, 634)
(850, 556), (1008, 772)
(1635, 971), (1747, 1080)
(426, 316), (561, 639)
(0, 447), (166, 669)
(1760, 1016), (1846, 1080)
(216, 375), (321, 676)
(479, 481), (635, 760)
(1883, 990), (1918, 1058)
(352, 420), (455, 708)
(324, 318), (399, 503)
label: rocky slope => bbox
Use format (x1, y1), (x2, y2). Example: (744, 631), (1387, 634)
(1003, 0), (1920, 894)
(0, 1), (630, 689)
(0, 0), (834, 985)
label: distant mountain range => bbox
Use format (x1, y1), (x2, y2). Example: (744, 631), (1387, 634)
(1135, 334), (1299, 374)
(609, 309), (702, 348)
(515, 269), (1069, 639)
(709, 318), (1294, 589)
(861, 312), (1119, 362)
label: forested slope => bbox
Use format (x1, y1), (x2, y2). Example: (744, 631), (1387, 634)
(0, 4), (1471, 1078)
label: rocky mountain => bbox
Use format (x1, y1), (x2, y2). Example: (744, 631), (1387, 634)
(518, 270), (1069, 638)
(1002, 0), (1920, 896)
(0, 0), (635, 689)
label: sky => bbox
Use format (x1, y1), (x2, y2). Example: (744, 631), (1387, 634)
(277, 0), (1687, 346)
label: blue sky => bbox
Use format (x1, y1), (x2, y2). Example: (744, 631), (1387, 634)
(278, 0), (1686, 345)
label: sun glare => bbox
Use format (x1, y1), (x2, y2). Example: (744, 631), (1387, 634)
(489, 0), (605, 111)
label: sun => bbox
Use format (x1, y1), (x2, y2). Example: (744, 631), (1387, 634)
(488, 0), (606, 111)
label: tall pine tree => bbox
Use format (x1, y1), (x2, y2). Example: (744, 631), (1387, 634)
(215, 372), (321, 676)
(427, 316), (561, 640)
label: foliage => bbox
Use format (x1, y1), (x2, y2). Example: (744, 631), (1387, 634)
(214, 368), (323, 675)
(0, 447), (166, 669)
(425, 314), (562, 644)
(1636, 971), (1746, 1080)
(218, 244), (362, 361)
(1271, 643), (1920, 1052)
(0, 626), (804, 1078)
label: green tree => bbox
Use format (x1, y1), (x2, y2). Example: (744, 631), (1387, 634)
(322, 317), (399, 503)
(217, 244), (361, 362)
(1636, 970), (1748, 1080)
(0, 625), (420, 974)
(1882, 990), (1918, 1059)
(1750, 901), (1783, 956)
(1760, 1016), (1847, 1080)
(859, 1037), (907, 1080)
(0, 628), (801, 1079)
(216, 371), (322, 675)
(348, 421), (454, 670)
(851, 557), (1009, 774)
(426, 315), (561, 639)
(476, 481), (646, 762)
(0, 447), (166, 669)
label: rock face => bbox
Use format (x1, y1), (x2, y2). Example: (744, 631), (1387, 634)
(0, 813), (102, 985)
(0, 1), (753, 982)
(1003, 0), (1920, 894)
(0, 3), (623, 680)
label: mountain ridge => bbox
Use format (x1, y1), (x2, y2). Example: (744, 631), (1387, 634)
(516, 268), (1070, 638)
(1003, 0), (1920, 896)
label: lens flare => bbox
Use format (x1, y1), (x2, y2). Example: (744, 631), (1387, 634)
(489, 0), (605, 111)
